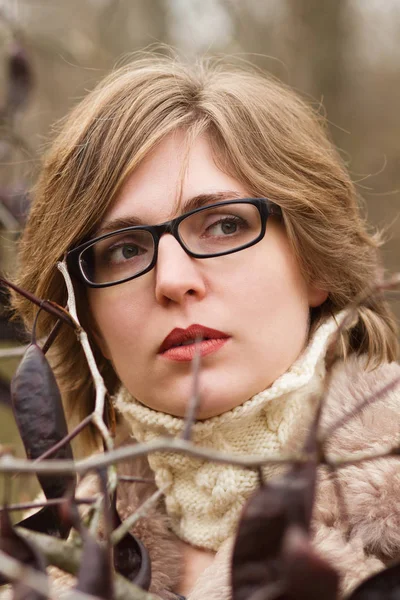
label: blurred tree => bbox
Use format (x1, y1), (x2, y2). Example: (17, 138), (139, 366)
(284, 0), (346, 141)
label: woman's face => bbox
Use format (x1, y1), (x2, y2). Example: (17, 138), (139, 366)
(89, 131), (327, 418)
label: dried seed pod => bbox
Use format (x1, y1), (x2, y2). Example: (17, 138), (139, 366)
(0, 509), (48, 598)
(231, 460), (317, 600)
(283, 525), (339, 600)
(11, 343), (76, 500)
(16, 505), (71, 540)
(347, 561), (400, 599)
(111, 493), (151, 590)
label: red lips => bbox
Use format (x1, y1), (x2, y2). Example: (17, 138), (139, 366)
(159, 324), (230, 354)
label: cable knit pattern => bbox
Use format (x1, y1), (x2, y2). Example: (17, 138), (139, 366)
(115, 312), (347, 552)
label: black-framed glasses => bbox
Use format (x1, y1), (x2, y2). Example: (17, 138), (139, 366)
(67, 198), (282, 288)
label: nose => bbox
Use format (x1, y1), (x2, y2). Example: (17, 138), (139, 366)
(154, 234), (206, 305)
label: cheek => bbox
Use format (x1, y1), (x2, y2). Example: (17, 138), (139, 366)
(88, 288), (149, 359)
(238, 238), (310, 316)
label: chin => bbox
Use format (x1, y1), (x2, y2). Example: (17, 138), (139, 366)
(145, 380), (250, 419)
(192, 397), (243, 420)
(156, 397), (233, 420)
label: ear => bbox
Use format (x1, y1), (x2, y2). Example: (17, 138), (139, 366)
(307, 284), (328, 308)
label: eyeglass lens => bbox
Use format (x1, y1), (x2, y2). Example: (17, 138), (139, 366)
(79, 202), (262, 285)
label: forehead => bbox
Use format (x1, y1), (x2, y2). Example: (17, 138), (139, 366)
(100, 130), (249, 229)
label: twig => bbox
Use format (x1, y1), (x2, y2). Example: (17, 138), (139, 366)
(0, 275), (78, 329)
(0, 548), (99, 600)
(16, 528), (162, 600)
(0, 345), (28, 358)
(118, 476), (154, 484)
(0, 435), (398, 478)
(41, 318), (63, 355)
(57, 259), (119, 549)
(0, 200), (19, 230)
(99, 468), (113, 539)
(0, 437), (304, 475)
(320, 373), (400, 443)
(111, 488), (163, 546)
(0, 321), (62, 358)
(181, 337), (202, 441)
(329, 275), (400, 351)
(325, 446), (400, 467)
(0, 550), (109, 600)
(88, 491), (104, 537)
(56, 255), (118, 537)
(0, 497), (95, 513)
(57, 260), (113, 453)
(327, 464), (350, 526)
(33, 414), (92, 462)
(0, 548), (52, 599)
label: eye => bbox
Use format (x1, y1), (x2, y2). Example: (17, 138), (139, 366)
(119, 244), (140, 259)
(107, 242), (144, 264)
(219, 219), (239, 235)
(204, 216), (247, 237)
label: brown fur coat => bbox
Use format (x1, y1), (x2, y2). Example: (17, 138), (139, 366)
(2, 355), (400, 599)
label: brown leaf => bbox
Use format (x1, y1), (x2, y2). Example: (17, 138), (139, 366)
(17, 505), (71, 540)
(282, 525), (339, 600)
(231, 460), (317, 600)
(346, 560), (400, 599)
(11, 343), (76, 500)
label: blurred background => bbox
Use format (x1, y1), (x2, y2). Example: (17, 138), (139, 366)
(0, 0), (399, 502)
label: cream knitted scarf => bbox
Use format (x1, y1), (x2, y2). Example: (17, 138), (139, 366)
(115, 313), (347, 552)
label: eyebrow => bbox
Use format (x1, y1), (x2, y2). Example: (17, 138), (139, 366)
(94, 191), (244, 237)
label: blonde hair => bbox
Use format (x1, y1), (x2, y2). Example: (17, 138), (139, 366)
(12, 54), (398, 450)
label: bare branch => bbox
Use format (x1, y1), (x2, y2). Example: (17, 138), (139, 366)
(111, 489), (163, 546)
(0, 276), (78, 330)
(88, 494), (104, 537)
(0, 345), (28, 358)
(326, 445), (400, 467)
(0, 549), (99, 600)
(0, 199), (19, 230)
(1, 435), (399, 479)
(0, 497), (95, 514)
(118, 476), (154, 484)
(326, 464), (350, 525)
(320, 373), (400, 443)
(56, 260), (113, 454)
(0, 319), (62, 358)
(41, 318), (63, 355)
(0, 437), (304, 475)
(33, 415), (92, 462)
(181, 337), (202, 441)
(0, 548), (50, 599)
(15, 529), (162, 600)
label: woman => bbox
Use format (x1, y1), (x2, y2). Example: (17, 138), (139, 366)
(11, 55), (400, 599)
